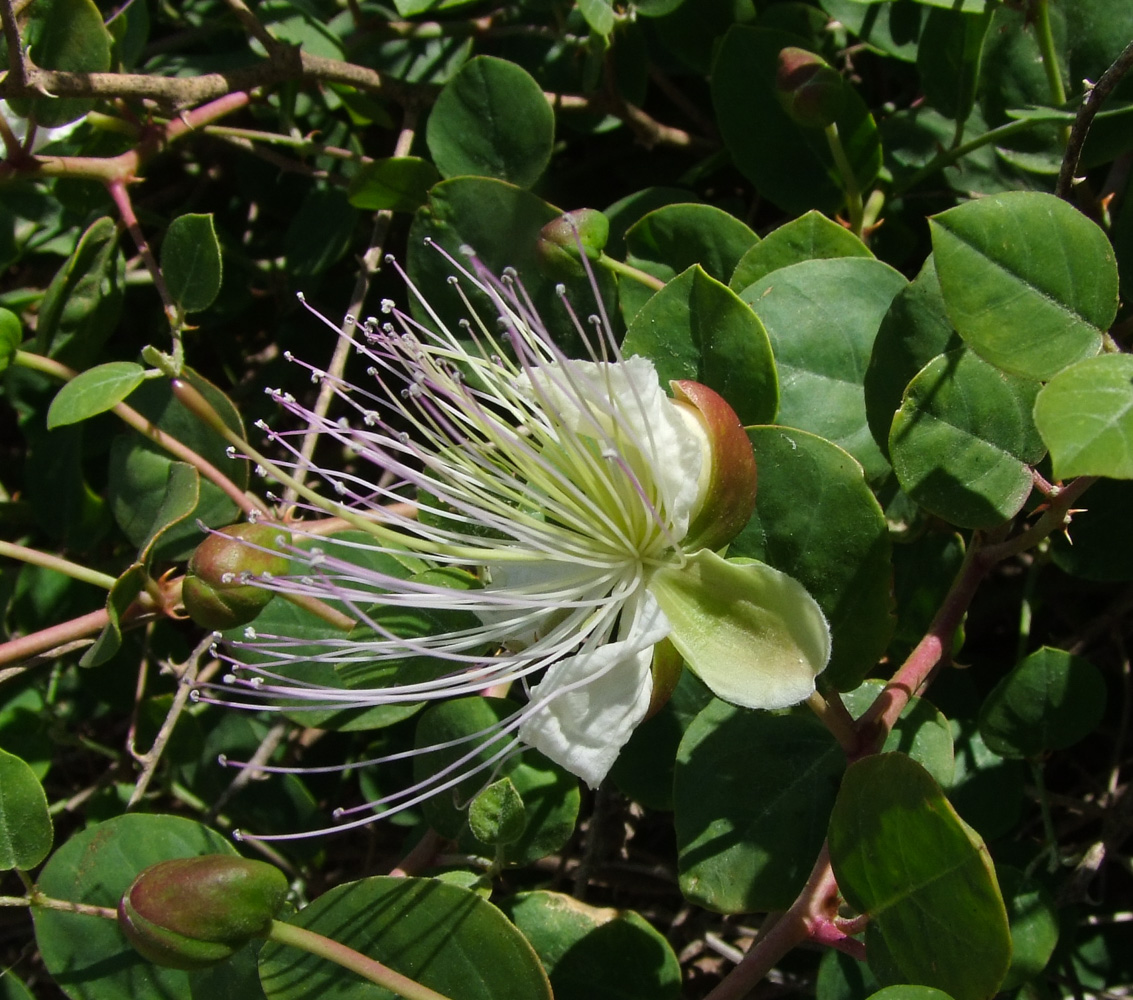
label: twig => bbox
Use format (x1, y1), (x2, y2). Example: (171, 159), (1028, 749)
(0, 539), (117, 590)
(204, 720), (288, 822)
(0, 0), (27, 90)
(107, 178), (176, 325)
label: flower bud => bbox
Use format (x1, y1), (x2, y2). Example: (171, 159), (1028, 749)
(118, 855), (288, 970)
(670, 381), (757, 551)
(775, 47), (845, 129)
(646, 636), (683, 719)
(536, 209), (610, 278)
(182, 523), (292, 630)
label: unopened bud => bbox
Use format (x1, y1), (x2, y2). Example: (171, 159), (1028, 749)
(670, 381), (757, 551)
(536, 209), (610, 278)
(646, 637), (683, 719)
(118, 855), (288, 970)
(182, 523), (292, 630)
(775, 47), (845, 129)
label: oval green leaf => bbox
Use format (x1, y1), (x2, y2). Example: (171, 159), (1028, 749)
(426, 56), (553, 189)
(675, 706), (844, 912)
(741, 256), (907, 484)
(842, 681), (954, 786)
(0, 747), (52, 870)
(978, 646), (1107, 759)
(347, 156), (440, 212)
(622, 265), (778, 425)
(730, 427), (893, 691)
(729, 210), (873, 292)
(889, 349), (1045, 529)
(828, 753), (1012, 1000)
(997, 866), (1059, 991)
(0, 308), (20, 373)
(1034, 353), (1133, 480)
(162, 214), (223, 314)
(259, 877), (552, 1000)
(929, 192), (1117, 380)
(46, 361), (145, 429)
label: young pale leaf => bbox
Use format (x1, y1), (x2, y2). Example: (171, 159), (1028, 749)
(1034, 354), (1133, 480)
(649, 549), (829, 710)
(468, 778), (527, 847)
(161, 214), (223, 314)
(0, 748), (53, 870)
(46, 361), (145, 429)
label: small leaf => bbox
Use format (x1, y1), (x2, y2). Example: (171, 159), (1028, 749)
(468, 778), (527, 846)
(1034, 354), (1133, 480)
(46, 361), (145, 429)
(930, 192), (1117, 380)
(0, 308), (21, 372)
(347, 156), (440, 212)
(978, 647), (1107, 759)
(0, 747), (53, 870)
(162, 214), (223, 313)
(79, 562), (147, 668)
(649, 549), (830, 711)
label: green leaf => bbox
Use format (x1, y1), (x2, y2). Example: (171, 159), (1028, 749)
(577, 0), (615, 36)
(675, 706), (843, 911)
(889, 349), (1045, 529)
(820, 0), (926, 62)
(0, 747), (53, 870)
(46, 361), (145, 429)
(622, 265), (778, 425)
(740, 257), (907, 484)
(948, 719), (1027, 841)
(997, 867), (1059, 991)
(162, 215), (223, 314)
(866, 989), (954, 1000)
(502, 891), (682, 1000)
(259, 877), (552, 1000)
(729, 209), (873, 291)
(916, 6), (993, 123)
(712, 27), (881, 215)
(0, 308), (20, 373)
(731, 427), (894, 691)
(929, 193), (1118, 380)
(0, 973), (35, 1000)
(426, 56), (554, 189)
(347, 157), (440, 212)
(828, 754), (1012, 1000)
(79, 562), (147, 668)
(619, 203), (759, 322)
(1034, 354), (1133, 480)
(842, 681), (954, 786)
(33, 814), (238, 1000)
(8, 0), (111, 127)
(650, 549), (830, 711)
(978, 646), (1107, 759)
(283, 187), (358, 278)
(468, 777), (526, 846)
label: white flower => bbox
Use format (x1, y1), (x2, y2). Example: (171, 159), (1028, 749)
(201, 242), (829, 838)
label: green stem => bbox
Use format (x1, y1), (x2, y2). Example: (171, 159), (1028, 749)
(0, 539), (117, 590)
(891, 117), (1039, 196)
(1, 893), (116, 920)
(266, 919), (456, 1000)
(1030, 758), (1060, 874)
(597, 253), (664, 292)
(1033, 0), (1067, 108)
(824, 122), (863, 237)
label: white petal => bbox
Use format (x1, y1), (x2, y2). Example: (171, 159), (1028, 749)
(519, 589), (670, 787)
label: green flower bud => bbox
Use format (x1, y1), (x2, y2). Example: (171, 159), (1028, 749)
(775, 47), (845, 129)
(118, 855), (288, 970)
(182, 523), (292, 630)
(670, 380), (757, 552)
(536, 209), (610, 278)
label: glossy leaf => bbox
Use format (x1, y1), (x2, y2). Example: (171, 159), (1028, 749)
(0, 747), (52, 870)
(622, 265), (777, 425)
(731, 427), (893, 691)
(978, 646), (1107, 759)
(997, 867), (1059, 991)
(503, 891), (681, 1000)
(729, 209), (873, 292)
(46, 361), (145, 429)
(162, 215), (223, 314)
(889, 349), (1045, 528)
(820, 0), (925, 62)
(675, 706), (843, 912)
(829, 754), (1011, 1000)
(866, 989), (954, 1000)
(619, 203), (759, 321)
(33, 814), (237, 1000)
(741, 257), (907, 484)
(347, 157), (439, 212)
(1034, 354), (1133, 480)
(259, 877), (552, 1000)
(842, 681), (954, 786)
(930, 193), (1117, 380)
(426, 56), (553, 189)
(712, 27), (881, 215)
(0, 974), (35, 1000)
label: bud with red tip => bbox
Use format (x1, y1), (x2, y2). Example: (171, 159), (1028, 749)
(118, 855), (288, 970)
(775, 47), (845, 129)
(182, 523), (292, 630)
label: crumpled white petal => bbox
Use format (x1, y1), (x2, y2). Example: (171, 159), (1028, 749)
(518, 588), (671, 787)
(519, 356), (706, 538)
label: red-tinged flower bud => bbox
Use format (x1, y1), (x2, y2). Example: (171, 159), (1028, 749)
(670, 381), (757, 552)
(118, 855), (288, 970)
(775, 47), (845, 129)
(536, 209), (610, 278)
(182, 523), (292, 630)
